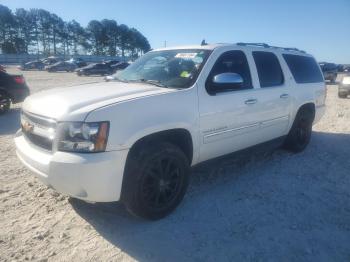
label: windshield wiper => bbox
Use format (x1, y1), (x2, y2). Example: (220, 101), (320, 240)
(129, 79), (168, 88)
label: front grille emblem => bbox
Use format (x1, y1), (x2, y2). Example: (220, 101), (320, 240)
(22, 121), (34, 133)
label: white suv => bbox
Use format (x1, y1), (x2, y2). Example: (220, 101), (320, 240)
(15, 43), (326, 219)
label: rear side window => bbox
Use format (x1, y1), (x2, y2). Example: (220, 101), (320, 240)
(283, 54), (323, 83)
(252, 51), (284, 87)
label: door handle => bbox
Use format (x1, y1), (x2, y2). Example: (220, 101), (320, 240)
(280, 94), (289, 99)
(245, 99), (257, 105)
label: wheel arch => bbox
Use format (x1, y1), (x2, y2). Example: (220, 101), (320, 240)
(293, 102), (316, 125)
(127, 128), (194, 165)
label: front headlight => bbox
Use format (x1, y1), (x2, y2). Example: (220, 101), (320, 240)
(56, 121), (109, 153)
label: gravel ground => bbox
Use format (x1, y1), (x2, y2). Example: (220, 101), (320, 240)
(0, 67), (349, 262)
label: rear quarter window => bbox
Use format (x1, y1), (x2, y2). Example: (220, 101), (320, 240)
(283, 54), (323, 84)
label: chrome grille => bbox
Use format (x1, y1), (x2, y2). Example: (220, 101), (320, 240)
(21, 111), (57, 151)
(22, 111), (57, 128)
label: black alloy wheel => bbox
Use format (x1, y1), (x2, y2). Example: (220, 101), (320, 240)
(122, 142), (190, 220)
(284, 111), (313, 153)
(141, 155), (183, 209)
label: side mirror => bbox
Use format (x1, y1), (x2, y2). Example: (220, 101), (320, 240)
(208, 73), (244, 94)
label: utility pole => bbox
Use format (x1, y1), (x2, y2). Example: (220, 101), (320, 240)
(164, 40), (167, 48)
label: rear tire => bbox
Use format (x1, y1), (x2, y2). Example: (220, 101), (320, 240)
(0, 92), (11, 115)
(284, 110), (313, 153)
(122, 142), (190, 220)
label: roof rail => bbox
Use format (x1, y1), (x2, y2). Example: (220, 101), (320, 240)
(236, 42), (306, 53)
(282, 47), (306, 53)
(236, 42), (270, 48)
(271, 46), (306, 53)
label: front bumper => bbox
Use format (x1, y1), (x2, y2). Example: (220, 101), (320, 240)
(11, 87), (30, 103)
(15, 132), (128, 202)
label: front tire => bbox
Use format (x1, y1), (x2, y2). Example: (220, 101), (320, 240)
(122, 142), (190, 220)
(0, 92), (11, 115)
(284, 110), (313, 153)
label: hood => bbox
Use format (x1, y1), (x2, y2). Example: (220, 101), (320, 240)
(23, 81), (173, 121)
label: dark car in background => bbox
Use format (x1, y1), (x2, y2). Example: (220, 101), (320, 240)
(76, 63), (113, 76)
(103, 60), (120, 67)
(105, 62), (131, 81)
(0, 65), (6, 72)
(20, 60), (45, 71)
(0, 71), (30, 114)
(68, 58), (87, 68)
(110, 61), (130, 72)
(46, 61), (77, 72)
(337, 64), (344, 72)
(319, 62), (338, 83)
(344, 65), (350, 73)
(41, 56), (60, 65)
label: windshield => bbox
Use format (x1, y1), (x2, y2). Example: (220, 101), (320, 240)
(115, 49), (211, 88)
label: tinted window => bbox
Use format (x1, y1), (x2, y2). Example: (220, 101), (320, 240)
(207, 50), (252, 92)
(283, 54), (323, 83)
(253, 51), (284, 87)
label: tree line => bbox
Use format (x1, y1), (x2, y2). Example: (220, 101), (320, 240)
(0, 4), (151, 59)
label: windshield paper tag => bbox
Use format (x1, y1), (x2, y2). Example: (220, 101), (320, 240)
(175, 53), (197, 59)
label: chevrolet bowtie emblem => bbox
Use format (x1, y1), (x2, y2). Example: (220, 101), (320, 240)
(22, 121), (34, 133)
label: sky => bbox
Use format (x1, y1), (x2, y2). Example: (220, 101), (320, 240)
(1, 0), (349, 63)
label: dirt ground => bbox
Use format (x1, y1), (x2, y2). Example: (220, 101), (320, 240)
(0, 67), (349, 262)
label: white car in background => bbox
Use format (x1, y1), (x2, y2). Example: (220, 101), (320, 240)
(338, 75), (350, 98)
(15, 43), (326, 220)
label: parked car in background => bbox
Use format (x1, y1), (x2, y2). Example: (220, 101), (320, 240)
(76, 63), (113, 76)
(46, 61), (77, 72)
(344, 65), (350, 73)
(337, 64), (344, 72)
(0, 65), (6, 72)
(68, 58), (87, 68)
(338, 74), (350, 98)
(104, 60), (120, 67)
(104, 62), (131, 81)
(20, 60), (45, 71)
(16, 43), (326, 220)
(110, 61), (130, 73)
(319, 62), (337, 83)
(0, 71), (29, 114)
(41, 56), (60, 65)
